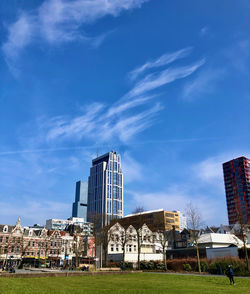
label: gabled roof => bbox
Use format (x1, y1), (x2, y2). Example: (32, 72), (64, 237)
(0, 224), (15, 233)
(198, 233), (243, 247)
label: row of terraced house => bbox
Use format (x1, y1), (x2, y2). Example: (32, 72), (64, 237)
(0, 218), (95, 269)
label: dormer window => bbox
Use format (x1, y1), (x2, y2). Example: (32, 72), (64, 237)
(3, 225), (8, 233)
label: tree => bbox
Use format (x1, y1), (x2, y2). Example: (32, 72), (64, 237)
(157, 230), (171, 271)
(88, 213), (103, 269)
(186, 203), (203, 274)
(132, 206), (145, 270)
(99, 225), (112, 267)
(235, 207), (249, 270)
(72, 232), (84, 267)
(120, 226), (129, 263)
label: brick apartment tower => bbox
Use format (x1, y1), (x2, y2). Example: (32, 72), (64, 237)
(223, 156), (250, 225)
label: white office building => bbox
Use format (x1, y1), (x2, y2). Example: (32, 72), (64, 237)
(87, 151), (123, 226)
(177, 211), (187, 231)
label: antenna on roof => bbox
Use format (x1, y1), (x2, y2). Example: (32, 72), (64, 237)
(96, 148), (99, 158)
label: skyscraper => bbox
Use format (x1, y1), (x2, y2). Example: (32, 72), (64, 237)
(223, 156), (250, 225)
(72, 181), (88, 220)
(87, 151), (123, 226)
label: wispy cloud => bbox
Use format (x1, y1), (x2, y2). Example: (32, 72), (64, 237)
(128, 47), (192, 80)
(122, 152), (144, 183)
(128, 186), (223, 225)
(200, 26), (209, 36)
(225, 40), (250, 74)
(2, 0), (148, 66)
(126, 59), (205, 99)
(46, 102), (162, 143)
(37, 48), (204, 144)
(182, 68), (224, 101)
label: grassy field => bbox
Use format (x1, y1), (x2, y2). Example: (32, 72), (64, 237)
(0, 273), (249, 294)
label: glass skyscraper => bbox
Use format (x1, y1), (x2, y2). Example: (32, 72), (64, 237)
(223, 156), (250, 225)
(72, 181), (88, 220)
(87, 151), (123, 226)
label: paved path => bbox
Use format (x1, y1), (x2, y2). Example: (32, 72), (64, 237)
(144, 271), (250, 279)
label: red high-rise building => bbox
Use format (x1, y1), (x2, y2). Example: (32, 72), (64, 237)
(223, 156), (250, 225)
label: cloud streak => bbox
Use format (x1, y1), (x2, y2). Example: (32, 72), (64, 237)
(2, 0), (148, 64)
(37, 48), (204, 144)
(128, 47), (193, 80)
(182, 68), (224, 101)
(126, 59), (205, 99)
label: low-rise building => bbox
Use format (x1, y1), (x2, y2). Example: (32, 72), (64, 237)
(104, 222), (164, 264)
(0, 218), (95, 268)
(114, 209), (180, 232)
(45, 217), (93, 235)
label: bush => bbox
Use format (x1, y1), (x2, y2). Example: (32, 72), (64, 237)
(200, 261), (208, 272)
(119, 261), (133, 270)
(207, 257), (250, 276)
(156, 263), (166, 270)
(183, 264), (192, 271)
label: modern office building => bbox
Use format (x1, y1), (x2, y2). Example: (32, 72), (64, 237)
(72, 181), (88, 220)
(176, 211), (187, 231)
(115, 209), (180, 231)
(223, 156), (250, 225)
(45, 217), (93, 235)
(87, 151), (123, 226)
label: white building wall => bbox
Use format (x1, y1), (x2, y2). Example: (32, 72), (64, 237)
(177, 211), (187, 231)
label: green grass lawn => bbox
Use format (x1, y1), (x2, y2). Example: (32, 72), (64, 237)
(0, 273), (249, 294)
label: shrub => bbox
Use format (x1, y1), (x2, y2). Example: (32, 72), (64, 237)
(200, 261), (208, 272)
(119, 261), (133, 270)
(183, 264), (192, 271)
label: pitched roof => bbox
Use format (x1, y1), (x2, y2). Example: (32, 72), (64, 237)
(198, 233), (243, 247)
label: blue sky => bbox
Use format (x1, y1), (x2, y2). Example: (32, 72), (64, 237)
(0, 0), (250, 227)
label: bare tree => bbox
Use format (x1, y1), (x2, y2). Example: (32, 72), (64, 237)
(186, 203), (203, 274)
(133, 206), (145, 270)
(157, 230), (171, 271)
(99, 225), (112, 267)
(88, 213), (103, 269)
(235, 207), (249, 270)
(72, 232), (85, 267)
(120, 227), (129, 263)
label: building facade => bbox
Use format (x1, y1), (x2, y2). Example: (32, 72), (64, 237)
(177, 211), (187, 231)
(72, 181), (88, 220)
(45, 217), (93, 235)
(116, 209), (180, 232)
(223, 156), (250, 225)
(106, 222), (163, 263)
(87, 151), (123, 226)
(0, 218), (95, 268)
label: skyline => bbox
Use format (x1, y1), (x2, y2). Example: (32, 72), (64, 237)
(0, 0), (250, 226)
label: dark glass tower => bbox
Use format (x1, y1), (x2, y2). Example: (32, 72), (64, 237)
(72, 181), (88, 220)
(223, 156), (250, 225)
(87, 151), (123, 226)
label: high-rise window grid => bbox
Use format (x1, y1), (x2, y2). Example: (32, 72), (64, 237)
(87, 151), (123, 226)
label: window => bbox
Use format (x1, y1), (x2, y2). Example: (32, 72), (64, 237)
(0, 237), (2, 243)
(32, 242), (35, 247)
(116, 245), (119, 252)
(6, 237), (9, 243)
(129, 245), (132, 252)
(110, 244), (114, 252)
(134, 245), (136, 252)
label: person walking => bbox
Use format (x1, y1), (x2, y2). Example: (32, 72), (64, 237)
(226, 265), (235, 285)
